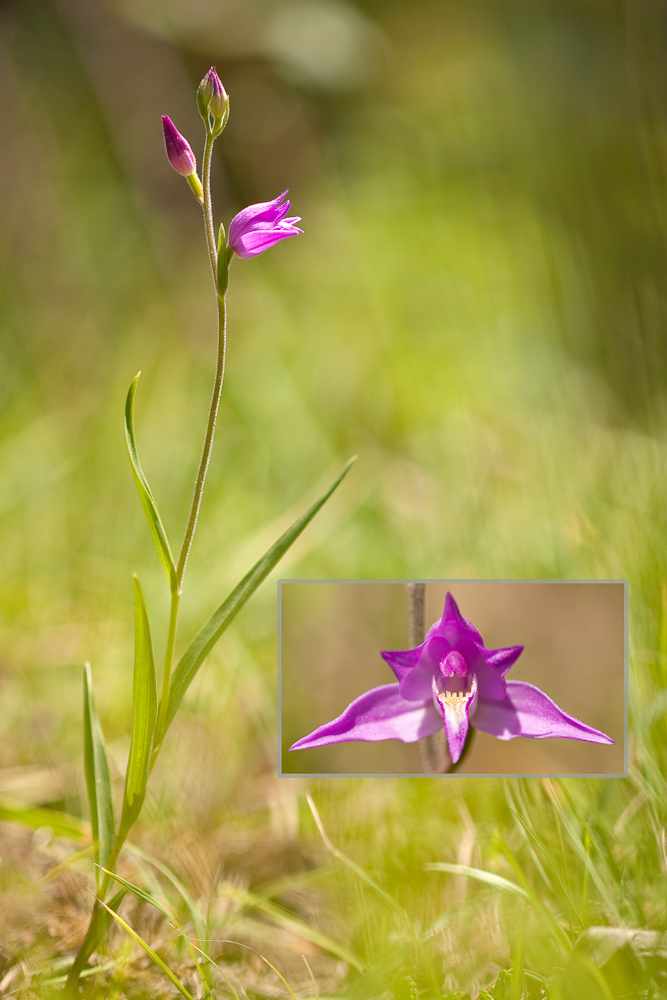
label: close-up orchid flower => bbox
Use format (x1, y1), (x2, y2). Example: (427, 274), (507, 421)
(289, 592), (615, 766)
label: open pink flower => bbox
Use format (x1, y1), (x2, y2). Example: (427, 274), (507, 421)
(289, 593), (615, 764)
(228, 191), (302, 258)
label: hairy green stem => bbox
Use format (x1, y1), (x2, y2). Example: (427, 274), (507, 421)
(410, 583), (447, 774)
(155, 128), (227, 753)
(154, 583), (180, 755)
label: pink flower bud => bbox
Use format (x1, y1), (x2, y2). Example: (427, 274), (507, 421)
(161, 115), (197, 177)
(200, 67), (228, 121)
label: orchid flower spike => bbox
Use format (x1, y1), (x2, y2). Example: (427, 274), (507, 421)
(228, 191), (303, 258)
(289, 592), (615, 765)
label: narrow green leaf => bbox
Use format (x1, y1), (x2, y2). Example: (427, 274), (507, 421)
(98, 863), (213, 996)
(94, 894), (196, 1000)
(125, 842), (205, 941)
(63, 888), (127, 991)
(97, 865), (172, 920)
(125, 372), (176, 588)
(120, 577), (158, 834)
(219, 885), (364, 972)
(42, 959), (118, 987)
(425, 862), (530, 900)
(166, 457), (356, 732)
(83, 663), (116, 889)
(0, 796), (89, 841)
(429, 858), (571, 954)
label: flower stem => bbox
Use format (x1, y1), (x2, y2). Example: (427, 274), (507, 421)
(175, 296), (227, 591)
(153, 127), (227, 754)
(176, 128), (226, 591)
(407, 581), (425, 648)
(201, 131), (218, 284)
(68, 125), (228, 996)
(409, 583), (448, 774)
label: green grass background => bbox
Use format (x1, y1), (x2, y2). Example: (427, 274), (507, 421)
(0, 0), (666, 996)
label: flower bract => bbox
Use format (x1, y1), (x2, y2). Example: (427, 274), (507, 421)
(228, 191), (303, 258)
(289, 592), (615, 765)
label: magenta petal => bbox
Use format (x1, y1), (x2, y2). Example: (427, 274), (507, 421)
(482, 645), (524, 678)
(397, 635), (452, 701)
(228, 190), (302, 258)
(289, 684), (441, 750)
(229, 191), (289, 238)
(232, 229), (300, 258)
(439, 593), (484, 645)
(473, 681), (615, 744)
(455, 636), (506, 701)
(381, 646), (424, 685)
(433, 686), (472, 764)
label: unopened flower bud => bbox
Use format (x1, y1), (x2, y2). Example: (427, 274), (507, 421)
(161, 115), (197, 177)
(198, 67), (228, 122)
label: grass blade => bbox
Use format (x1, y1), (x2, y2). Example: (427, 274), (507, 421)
(426, 862), (531, 900)
(218, 885), (365, 971)
(98, 864), (214, 996)
(83, 663), (115, 889)
(93, 892), (196, 1000)
(97, 865), (172, 919)
(119, 577), (157, 834)
(64, 888), (127, 992)
(0, 796), (89, 841)
(125, 842), (203, 930)
(165, 457), (355, 732)
(125, 372), (176, 588)
(306, 793), (413, 930)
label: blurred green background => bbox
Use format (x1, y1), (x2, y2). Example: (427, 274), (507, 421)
(0, 0), (666, 996)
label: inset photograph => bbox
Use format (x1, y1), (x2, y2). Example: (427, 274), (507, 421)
(280, 580), (626, 776)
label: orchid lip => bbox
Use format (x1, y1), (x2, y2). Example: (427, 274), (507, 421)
(432, 673), (478, 718)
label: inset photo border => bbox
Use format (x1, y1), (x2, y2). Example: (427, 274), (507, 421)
(278, 580), (627, 777)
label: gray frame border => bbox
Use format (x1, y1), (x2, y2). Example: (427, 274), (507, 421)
(277, 578), (629, 779)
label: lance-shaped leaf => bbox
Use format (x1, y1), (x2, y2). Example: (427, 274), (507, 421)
(166, 458), (355, 733)
(83, 663), (116, 891)
(120, 577), (157, 835)
(219, 884), (364, 971)
(0, 796), (89, 841)
(97, 865), (172, 920)
(94, 894), (196, 1000)
(97, 864), (213, 994)
(64, 888), (127, 992)
(125, 373), (176, 588)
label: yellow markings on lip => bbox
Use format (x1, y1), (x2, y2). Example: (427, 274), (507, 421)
(437, 690), (473, 709)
